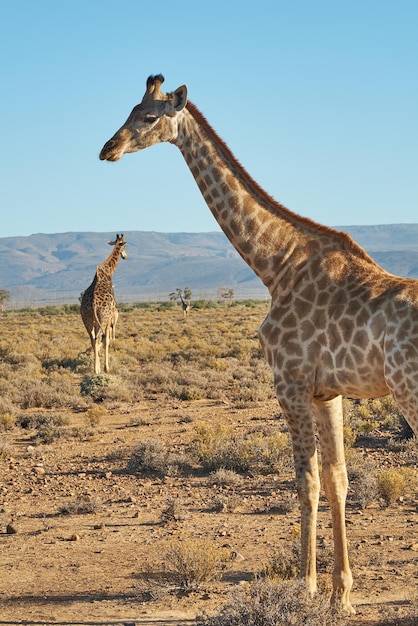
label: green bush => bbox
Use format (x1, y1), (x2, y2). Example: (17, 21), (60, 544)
(80, 374), (120, 400)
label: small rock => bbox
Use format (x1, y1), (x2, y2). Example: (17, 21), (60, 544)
(6, 523), (17, 534)
(68, 534), (80, 541)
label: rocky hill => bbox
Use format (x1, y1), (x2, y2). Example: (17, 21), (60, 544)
(2, 224), (418, 306)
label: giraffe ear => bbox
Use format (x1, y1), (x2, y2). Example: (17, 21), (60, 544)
(173, 85), (188, 111)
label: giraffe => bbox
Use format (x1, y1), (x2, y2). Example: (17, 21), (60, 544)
(100, 74), (418, 613)
(179, 292), (190, 318)
(80, 234), (127, 374)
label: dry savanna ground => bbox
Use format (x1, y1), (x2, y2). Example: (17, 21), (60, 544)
(0, 301), (417, 626)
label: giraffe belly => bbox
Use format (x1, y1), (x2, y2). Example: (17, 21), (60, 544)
(316, 356), (390, 400)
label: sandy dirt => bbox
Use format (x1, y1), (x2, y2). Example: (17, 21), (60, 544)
(1, 398), (417, 626)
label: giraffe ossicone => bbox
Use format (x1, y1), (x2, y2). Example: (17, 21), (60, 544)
(80, 234), (127, 374)
(100, 75), (418, 614)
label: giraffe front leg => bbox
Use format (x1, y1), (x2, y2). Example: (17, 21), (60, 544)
(293, 432), (320, 599)
(104, 328), (111, 373)
(279, 399), (320, 599)
(314, 396), (355, 614)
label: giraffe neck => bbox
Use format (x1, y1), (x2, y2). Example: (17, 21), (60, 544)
(174, 103), (374, 294)
(99, 247), (121, 277)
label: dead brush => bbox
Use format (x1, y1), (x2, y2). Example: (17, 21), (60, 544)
(190, 421), (292, 474)
(210, 468), (244, 487)
(127, 438), (183, 477)
(377, 469), (406, 506)
(196, 578), (344, 626)
(210, 493), (242, 513)
(0, 435), (13, 460)
(260, 541), (300, 581)
(59, 494), (102, 515)
(346, 451), (378, 509)
(84, 405), (107, 427)
(160, 497), (189, 523)
(0, 413), (15, 431)
(19, 377), (80, 410)
(154, 538), (230, 591)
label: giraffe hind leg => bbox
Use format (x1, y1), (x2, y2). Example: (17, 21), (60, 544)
(94, 338), (101, 374)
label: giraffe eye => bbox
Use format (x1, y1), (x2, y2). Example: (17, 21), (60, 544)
(143, 115), (157, 124)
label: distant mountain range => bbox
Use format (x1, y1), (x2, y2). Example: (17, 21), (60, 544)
(2, 224), (418, 306)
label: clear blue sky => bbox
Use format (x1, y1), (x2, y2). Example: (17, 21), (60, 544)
(1, 0), (417, 238)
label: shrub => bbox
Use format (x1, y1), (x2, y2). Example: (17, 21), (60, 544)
(0, 413), (15, 431)
(196, 578), (344, 626)
(127, 438), (180, 476)
(261, 542), (300, 581)
(85, 406), (107, 427)
(190, 422), (292, 474)
(342, 424), (357, 449)
(80, 374), (120, 400)
(17, 413), (69, 445)
(159, 538), (229, 590)
(358, 420), (379, 436)
(19, 378), (79, 409)
(0, 435), (13, 460)
(190, 422), (234, 472)
(210, 468), (244, 487)
(59, 494), (102, 515)
(377, 469), (406, 505)
(161, 498), (189, 523)
(16, 413), (68, 430)
(210, 493), (242, 513)
(346, 452), (378, 509)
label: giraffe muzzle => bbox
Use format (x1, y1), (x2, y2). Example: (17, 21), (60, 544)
(99, 140), (122, 161)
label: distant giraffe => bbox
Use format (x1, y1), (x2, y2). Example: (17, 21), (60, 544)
(80, 234), (127, 374)
(100, 74), (418, 613)
(179, 292), (190, 318)
(170, 288), (191, 318)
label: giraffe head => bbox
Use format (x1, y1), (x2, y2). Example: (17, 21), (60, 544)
(100, 75), (188, 161)
(109, 233), (128, 259)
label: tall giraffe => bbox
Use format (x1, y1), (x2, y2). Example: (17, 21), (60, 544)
(100, 75), (418, 613)
(81, 234), (127, 374)
(179, 291), (190, 318)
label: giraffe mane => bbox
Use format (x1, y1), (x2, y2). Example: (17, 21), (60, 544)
(185, 100), (378, 266)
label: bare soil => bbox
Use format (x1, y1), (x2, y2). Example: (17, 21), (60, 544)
(1, 396), (417, 626)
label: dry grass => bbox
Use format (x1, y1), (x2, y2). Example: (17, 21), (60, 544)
(1, 302), (418, 624)
(196, 578), (344, 626)
(1, 302), (416, 504)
